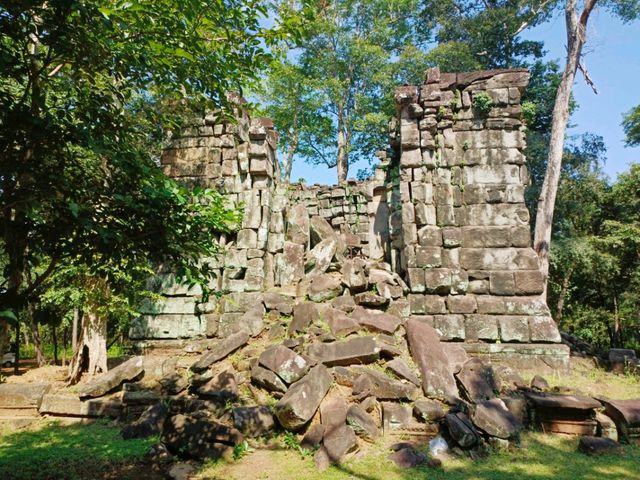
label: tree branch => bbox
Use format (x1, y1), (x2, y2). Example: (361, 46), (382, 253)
(577, 59), (598, 94)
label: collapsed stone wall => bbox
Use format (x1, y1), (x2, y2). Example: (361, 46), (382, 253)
(131, 68), (568, 370)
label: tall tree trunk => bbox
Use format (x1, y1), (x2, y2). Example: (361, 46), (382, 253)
(555, 263), (576, 322)
(51, 324), (58, 365)
(337, 112), (348, 184)
(284, 133), (299, 183)
(533, 0), (597, 299)
(28, 309), (46, 367)
(72, 308), (80, 354)
(67, 307), (108, 385)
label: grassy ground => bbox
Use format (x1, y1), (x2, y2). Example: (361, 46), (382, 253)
(196, 432), (640, 480)
(0, 419), (158, 480)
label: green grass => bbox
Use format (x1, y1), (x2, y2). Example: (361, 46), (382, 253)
(0, 420), (157, 480)
(196, 432), (640, 480)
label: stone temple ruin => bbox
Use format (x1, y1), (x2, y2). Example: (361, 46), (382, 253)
(7, 69), (639, 470)
(133, 67), (568, 371)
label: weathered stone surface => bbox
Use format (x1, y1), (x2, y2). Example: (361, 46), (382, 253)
(162, 413), (243, 460)
(301, 424), (325, 450)
(351, 306), (400, 334)
(259, 345), (309, 384)
(324, 306), (360, 336)
(341, 260), (368, 292)
(352, 369), (420, 401)
(596, 412), (618, 441)
(308, 337), (380, 367)
(353, 291), (389, 308)
(308, 274), (343, 302)
(251, 365), (287, 393)
(191, 331), (250, 372)
(578, 436), (622, 456)
(347, 404), (380, 441)
(310, 215), (337, 245)
(39, 393), (123, 418)
(197, 371), (238, 400)
(277, 242), (305, 285)
(386, 358), (421, 386)
(79, 356), (144, 398)
(286, 203), (310, 245)
(306, 238), (337, 275)
(290, 301), (321, 334)
(471, 398), (522, 439)
(413, 398), (446, 422)
(455, 358), (499, 402)
(530, 375), (549, 390)
(388, 446), (427, 468)
(405, 318), (458, 400)
(323, 424), (358, 464)
(0, 383), (51, 408)
(320, 392), (349, 431)
(598, 398), (640, 442)
(608, 348), (637, 374)
(275, 365), (332, 430)
(445, 412), (479, 448)
(232, 406), (275, 437)
(525, 392), (601, 410)
(121, 403), (168, 439)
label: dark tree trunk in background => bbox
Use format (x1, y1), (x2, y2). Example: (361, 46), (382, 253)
(51, 324), (58, 365)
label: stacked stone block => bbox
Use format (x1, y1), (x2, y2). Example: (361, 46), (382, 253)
(391, 67), (561, 349)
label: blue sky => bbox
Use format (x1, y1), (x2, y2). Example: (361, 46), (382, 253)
(289, 9), (640, 185)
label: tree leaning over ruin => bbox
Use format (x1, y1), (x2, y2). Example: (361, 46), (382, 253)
(0, 0), (289, 372)
(533, 0), (639, 298)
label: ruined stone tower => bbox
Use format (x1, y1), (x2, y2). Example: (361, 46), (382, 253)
(132, 68), (569, 371)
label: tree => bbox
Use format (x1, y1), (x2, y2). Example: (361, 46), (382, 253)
(622, 104), (640, 146)
(0, 1), (284, 368)
(264, 0), (425, 184)
(533, 0), (640, 297)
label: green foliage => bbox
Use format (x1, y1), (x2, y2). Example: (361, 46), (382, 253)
(281, 430), (314, 457)
(0, 420), (156, 480)
(0, 0), (288, 351)
(472, 91), (493, 116)
(622, 104), (640, 146)
(233, 440), (253, 460)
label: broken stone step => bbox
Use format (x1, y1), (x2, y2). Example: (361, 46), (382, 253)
(307, 337), (380, 367)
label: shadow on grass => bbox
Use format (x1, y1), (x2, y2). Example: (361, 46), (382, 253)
(196, 432), (640, 480)
(0, 420), (159, 480)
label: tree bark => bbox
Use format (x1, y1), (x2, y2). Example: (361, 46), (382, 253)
(336, 109), (349, 184)
(555, 263), (575, 322)
(72, 308), (80, 353)
(51, 324), (58, 365)
(533, 0), (597, 299)
(67, 307), (108, 386)
(30, 318), (46, 367)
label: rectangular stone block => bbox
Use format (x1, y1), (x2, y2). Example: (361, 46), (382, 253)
(498, 315), (530, 342)
(400, 148), (422, 167)
(415, 247), (441, 268)
(434, 314), (465, 341)
(476, 296), (506, 314)
(489, 272), (516, 295)
(514, 271), (544, 295)
(408, 294), (447, 314)
(415, 203), (437, 225)
(407, 268), (426, 293)
(460, 248), (539, 270)
(465, 315), (499, 341)
(504, 296), (550, 316)
(442, 227), (461, 247)
(446, 295), (477, 314)
(130, 314), (205, 339)
(464, 204), (529, 226)
(418, 226), (442, 246)
(529, 316), (561, 343)
(463, 165), (521, 184)
(424, 268), (452, 294)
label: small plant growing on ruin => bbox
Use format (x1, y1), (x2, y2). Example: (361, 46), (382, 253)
(233, 440), (253, 460)
(473, 91), (493, 116)
(521, 101), (537, 126)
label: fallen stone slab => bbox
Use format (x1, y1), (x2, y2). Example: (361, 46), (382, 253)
(232, 406), (275, 437)
(445, 412), (479, 448)
(353, 292), (389, 308)
(347, 404), (380, 441)
(290, 301), (321, 334)
(597, 398), (640, 442)
(383, 402), (435, 436)
(456, 358), (499, 403)
(341, 260), (368, 293)
(301, 424), (325, 450)
(320, 392), (348, 431)
(526, 392), (600, 435)
(259, 344), (309, 384)
(413, 398), (446, 423)
(324, 307), (360, 336)
(351, 306), (400, 334)
(471, 398), (522, 439)
(0, 383), (51, 409)
(306, 238), (337, 275)
(162, 413), (243, 460)
(39, 393), (123, 418)
(197, 371), (238, 401)
(352, 369), (420, 401)
(405, 318), (459, 401)
(79, 356), (144, 398)
(251, 365), (288, 394)
(388, 446), (427, 468)
(121, 402), (168, 439)
(190, 331), (250, 372)
(525, 392), (601, 410)
(308, 274), (343, 302)
(323, 424), (358, 464)
(386, 358), (421, 386)
(578, 436), (622, 456)
(530, 374), (549, 390)
(308, 337), (380, 367)
(122, 388), (161, 406)
(275, 365), (331, 430)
